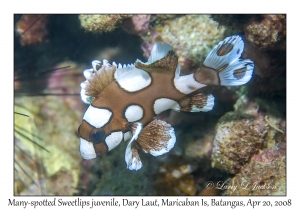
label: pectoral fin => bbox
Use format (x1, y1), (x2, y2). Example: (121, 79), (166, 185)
(136, 119), (176, 156)
(125, 120), (177, 170)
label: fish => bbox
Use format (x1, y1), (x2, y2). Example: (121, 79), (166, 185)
(78, 35), (254, 170)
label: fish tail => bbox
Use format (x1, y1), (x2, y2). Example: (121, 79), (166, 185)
(194, 35), (254, 86)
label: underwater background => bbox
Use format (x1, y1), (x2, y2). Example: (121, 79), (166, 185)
(14, 14), (286, 196)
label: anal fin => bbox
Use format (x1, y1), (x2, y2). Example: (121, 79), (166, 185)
(136, 119), (176, 156)
(180, 92), (215, 112)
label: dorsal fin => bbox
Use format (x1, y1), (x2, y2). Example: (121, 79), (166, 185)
(86, 60), (117, 97)
(147, 42), (173, 64)
(135, 42), (178, 72)
(114, 63), (136, 80)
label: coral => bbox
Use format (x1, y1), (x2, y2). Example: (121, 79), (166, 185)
(149, 15), (181, 26)
(211, 95), (286, 174)
(245, 15), (286, 50)
(79, 14), (132, 33)
(154, 14), (179, 21)
(121, 15), (151, 36)
(211, 111), (266, 174)
(141, 15), (225, 74)
(210, 14), (286, 50)
(234, 96), (286, 149)
(223, 141), (286, 195)
(15, 14), (49, 46)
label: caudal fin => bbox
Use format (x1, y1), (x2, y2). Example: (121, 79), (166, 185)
(195, 35), (254, 86)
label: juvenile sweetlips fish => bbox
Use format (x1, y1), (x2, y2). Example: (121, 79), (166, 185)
(78, 35), (254, 170)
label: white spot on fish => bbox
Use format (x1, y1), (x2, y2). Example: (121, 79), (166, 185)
(80, 138), (96, 159)
(116, 67), (151, 92)
(153, 98), (180, 114)
(125, 105), (143, 122)
(83, 106), (112, 128)
(105, 131), (123, 151)
(174, 74), (206, 94)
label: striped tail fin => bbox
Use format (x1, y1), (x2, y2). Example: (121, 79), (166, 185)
(194, 35), (254, 86)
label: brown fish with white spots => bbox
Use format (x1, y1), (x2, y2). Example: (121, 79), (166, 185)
(78, 35), (254, 170)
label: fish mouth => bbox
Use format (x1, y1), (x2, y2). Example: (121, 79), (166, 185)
(79, 137), (96, 160)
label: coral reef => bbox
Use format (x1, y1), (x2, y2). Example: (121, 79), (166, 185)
(211, 111), (266, 174)
(207, 17), (286, 190)
(13, 14), (286, 196)
(210, 95), (286, 195)
(211, 95), (286, 175)
(141, 15), (225, 74)
(245, 15), (286, 50)
(79, 14), (132, 33)
(223, 141), (286, 195)
(15, 14), (49, 46)
(121, 15), (151, 36)
(233, 96), (286, 148)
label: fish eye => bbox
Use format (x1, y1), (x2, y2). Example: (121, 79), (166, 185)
(90, 129), (105, 144)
